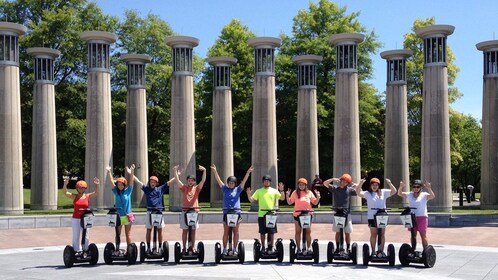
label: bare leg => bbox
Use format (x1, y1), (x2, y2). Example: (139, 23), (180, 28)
(294, 221), (301, 250)
(233, 224), (240, 251)
(369, 227), (377, 252)
(124, 224), (132, 245)
(420, 231), (428, 249)
(182, 229), (188, 250)
(146, 228), (152, 248)
(157, 228), (163, 244)
(191, 229), (197, 250)
(222, 223), (229, 249)
(379, 228), (386, 252)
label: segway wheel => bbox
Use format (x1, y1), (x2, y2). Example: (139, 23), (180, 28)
(127, 243), (138, 265)
(399, 243), (411, 266)
(214, 242), (222, 264)
(174, 242), (181, 264)
(238, 242), (245, 264)
(162, 241), (169, 262)
(197, 242), (205, 264)
(104, 242), (115, 265)
(88, 243), (99, 265)
(139, 242), (146, 263)
(362, 243), (370, 266)
(387, 244), (395, 266)
(327, 241), (334, 264)
(253, 240), (261, 262)
(351, 243), (358, 265)
(422, 245), (436, 268)
(276, 240), (284, 263)
(312, 240), (320, 264)
(289, 240), (296, 263)
(63, 245), (75, 268)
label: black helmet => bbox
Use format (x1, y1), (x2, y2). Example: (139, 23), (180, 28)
(186, 174), (196, 180)
(262, 174), (272, 181)
(227, 176), (237, 184)
(413, 179), (422, 186)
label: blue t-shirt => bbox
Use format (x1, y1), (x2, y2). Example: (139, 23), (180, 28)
(112, 185), (133, 216)
(222, 184), (243, 214)
(141, 183), (169, 209)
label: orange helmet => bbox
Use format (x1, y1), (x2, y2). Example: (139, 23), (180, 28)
(149, 176), (159, 183)
(370, 178), (381, 185)
(340, 173), (352, 183)
(116, 177), (127, 186)
(297, 178), (308, 185)
(76, 180), (88, 189)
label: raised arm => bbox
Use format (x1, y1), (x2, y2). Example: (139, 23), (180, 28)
(210, 164), (224, 188)
(246, 187), (254, 203)
(173, 165), (184, 187)
(285, 189), (293, 205)
(397, 181), (407, 198)
(240, 165), (254, 189)
(106, 166), (114, 187)
(425, 181), (435, 200)
(133, 175), (144, 187)
(125, 164), (135, 186)
(323, 177), (339, 191)
(355, 178), (366, 198)
(385, 178), (397, 196)
(88, 177), (100, 199)
(62, 176), (74, 199)
(278, 182), (285, 201)
(196, 165), (207, 190)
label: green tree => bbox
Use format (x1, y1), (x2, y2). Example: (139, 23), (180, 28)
(2, 0), (118, 183)
(275, 0), (384, 185)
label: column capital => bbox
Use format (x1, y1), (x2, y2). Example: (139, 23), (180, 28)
(26, 47), (61, 59)
(165, 36), (199, 48)
(80, 31), (117, 44)
(207, 56), (237, 66)
(0, 22), (27, 35)
(293, 55), (323, 65)
(380, 49), (413, 60)
(329, 33), (364, 46)
(476, 40), (498, 51)
(415, 24), (454, 38)
(247, 37), (281, 48)
(120, 54), (151, 64)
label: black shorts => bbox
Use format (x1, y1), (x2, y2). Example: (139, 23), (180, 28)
(293, 215), (313, 224)
(258, 217), (278, 234)
(368, 219), (376, 228)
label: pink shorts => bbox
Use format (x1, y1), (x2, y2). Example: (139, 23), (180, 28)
(408, 216), (428, 234)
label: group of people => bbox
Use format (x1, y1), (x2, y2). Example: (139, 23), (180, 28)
(63, 166), (435, 258)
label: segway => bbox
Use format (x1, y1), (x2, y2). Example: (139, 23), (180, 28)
(63, 208), (99, 268)
(140, 207), (169, 263)
(398, 207), (436, 268)
(362, 208), (395, 266)
(327, 207), (357, 264)
(103, 207), (138, 265)
(174, 207), (205, 263)
(253, 209), (284, 263)
(214, 208), (245, 264)
(289, 210), (319, 264)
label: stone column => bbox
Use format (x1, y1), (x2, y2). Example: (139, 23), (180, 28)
(27, 47), (61, 210)
(121, 54), (151, 208)
(381, 49), (413, 208)
(207, 56), (237, 207)
(165, 36), (199, 211)
(81, 31), (117, 209)
(0, 22), (27, 214)
(476, 40), (498, 209)
(248, 37), (281, 211)
(329, 33), (364, 211)
(416, 25), (454, 212)
(293, 55), (322, 184)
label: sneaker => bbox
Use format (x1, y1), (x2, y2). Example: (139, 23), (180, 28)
(261, 246), (266, 253)
(371, 252), (376, 258)
(233, 250), (238, 256)
(377, 251), (383, 258)
(222, 248), (227, 255)
(113, 250), (120, 256)
(308, 249), (313, 255)
(146, 248), (151, 255)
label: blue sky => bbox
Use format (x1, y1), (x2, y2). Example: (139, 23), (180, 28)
(94, 0), (498, 121)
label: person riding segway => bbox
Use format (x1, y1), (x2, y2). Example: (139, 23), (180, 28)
(103, 207), (138, 265)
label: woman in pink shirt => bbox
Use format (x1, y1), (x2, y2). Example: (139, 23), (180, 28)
(285, 178), (320, 253)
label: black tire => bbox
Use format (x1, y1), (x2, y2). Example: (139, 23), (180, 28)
(238, 242), (245, 264)
(351, 243), (357, 265)
(362, 243), (370, 266)
(88, 243), (99, 265)
(422, 245), (436, 268)
(214, 242), (221, 264)
(387, 244), (395, 266)
(127, 243), (137, 265)
(162, 241), (169, 262)
(63, 245), (75, 268)
(289, 240), (296, 263)
(197, 242), (205, 264)
(312, 240), (320, 264)
(174, 242), (181, 264)
(253, 241), (261, 262)
(327, 241), (334, 264)
(276, 240), (284, 263)
(140, 242), (146, 263)
(399, 243), (411, 266)
(104, 242), (115, 265)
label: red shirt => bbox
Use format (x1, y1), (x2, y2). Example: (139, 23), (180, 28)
(72, 195), (89, 219)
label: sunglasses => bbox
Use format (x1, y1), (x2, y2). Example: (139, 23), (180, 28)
(413, 185), (421, 188)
